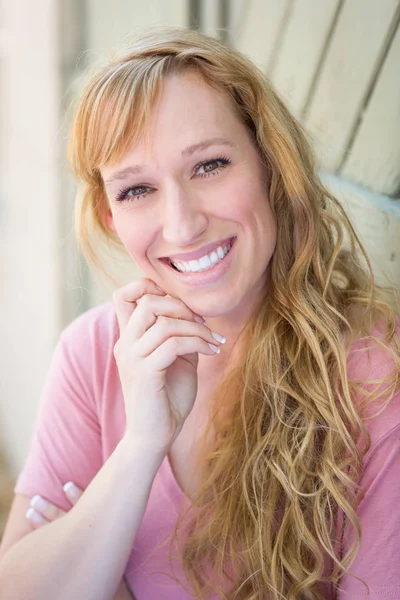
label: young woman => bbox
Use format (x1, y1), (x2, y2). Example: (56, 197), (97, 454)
(0, 27), (399, 600)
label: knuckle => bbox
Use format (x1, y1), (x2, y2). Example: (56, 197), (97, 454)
(111, 288), (122, 304)
(138, 294), (151, 309)
(113, 339), (128, 360)
(156, 315), (171, 330)
(114, 340), (137, 367)
(167, 336), (180, 353)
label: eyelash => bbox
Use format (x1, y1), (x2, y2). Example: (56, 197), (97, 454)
(114, 155), (232, 203)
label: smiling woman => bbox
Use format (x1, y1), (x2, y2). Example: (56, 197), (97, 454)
(1, 25), (400, 600)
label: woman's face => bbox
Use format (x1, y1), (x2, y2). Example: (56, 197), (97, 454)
(101, 70), (277, 320)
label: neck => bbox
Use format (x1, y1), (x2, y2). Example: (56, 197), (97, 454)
(197, 269), (271, 383)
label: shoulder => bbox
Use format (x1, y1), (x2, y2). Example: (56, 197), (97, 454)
(57, 301), (118, 375)
(60, 301), (118, 350)
(346, 316), (400, 450)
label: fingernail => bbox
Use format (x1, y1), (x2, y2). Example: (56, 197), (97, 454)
(194, 315), (206, 324)
(26, 507), (44, 523)
(211, 331), (226, 344)
(209, 343), (220, 354)
(31, 495), (48, 510)
(63, 481), (78, 497)
(155, 285), (165, 292)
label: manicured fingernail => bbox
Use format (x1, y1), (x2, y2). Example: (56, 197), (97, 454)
(211, 331), (226, 343)
(194, 315), (206, 324)
(31, 495), (48, 510)
(209, 343), (220, 354)
(63, 481), (78, 498)
(26, 507), (44, 522)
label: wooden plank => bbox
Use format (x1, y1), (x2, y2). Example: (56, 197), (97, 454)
(0, 30), (11, 54)
(230, 0), (245, 37)
(86, 0), (188, 51)
(269, 0), (341, 118)
(199, 0), (220, 38)
(304, 0), (399, 173)
(341, 22), (400, 196)
(321, 172), (400, 287)
(233, 0), (291, 71)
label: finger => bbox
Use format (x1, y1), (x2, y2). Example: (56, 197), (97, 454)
(29, 495), (67, 522)
(112, 278), (166, 334)
(126, 294), (206, 341)
(63, 481), (84, 506)
(25, 507), (48, 529)
(137, 316), (225, 358)
(148, 335), (221, 372)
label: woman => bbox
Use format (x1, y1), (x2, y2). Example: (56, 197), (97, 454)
(0, 27), (399, 600)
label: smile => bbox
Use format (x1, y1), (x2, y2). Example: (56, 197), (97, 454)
(160, 237), (237, 285)
(168, 239), (234, 273)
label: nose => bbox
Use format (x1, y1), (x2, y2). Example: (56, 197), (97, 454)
(162, 181), (208, 246)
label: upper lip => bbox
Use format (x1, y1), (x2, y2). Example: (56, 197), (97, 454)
(162, 237), (235, 263)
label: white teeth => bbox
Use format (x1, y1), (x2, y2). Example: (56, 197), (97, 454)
(170, 240), (233, 273)
(188, 259), (198, 270)
(210, 251), (219, 265)
(199, 255), (212, 269)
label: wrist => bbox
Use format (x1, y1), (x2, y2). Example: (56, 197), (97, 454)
(117, 434), (168, 469)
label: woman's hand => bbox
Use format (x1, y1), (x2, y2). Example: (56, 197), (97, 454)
(26, 483), (135, 599)
(26, 481), (83, 528)
(112, 278), (225, 456)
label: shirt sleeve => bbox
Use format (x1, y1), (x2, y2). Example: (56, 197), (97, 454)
(336, 420), (400, 599)
(13, 327), (104, 512)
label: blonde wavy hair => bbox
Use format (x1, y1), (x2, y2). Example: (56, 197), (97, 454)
(67, 26), (400, 600)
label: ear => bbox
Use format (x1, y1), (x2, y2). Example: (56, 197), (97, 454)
(106, 208), (116, 232)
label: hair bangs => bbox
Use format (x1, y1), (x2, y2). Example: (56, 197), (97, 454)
(69, 55), (172, 183)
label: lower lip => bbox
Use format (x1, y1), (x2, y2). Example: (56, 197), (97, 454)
(161, 237), (237, 286)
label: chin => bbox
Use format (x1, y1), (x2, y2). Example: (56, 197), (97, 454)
(186, 294), (240, 320)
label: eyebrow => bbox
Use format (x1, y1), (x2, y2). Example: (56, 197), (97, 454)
(103, 137), (235, 186)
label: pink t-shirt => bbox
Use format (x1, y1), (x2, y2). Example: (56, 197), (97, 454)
(14, 302), (400, 599)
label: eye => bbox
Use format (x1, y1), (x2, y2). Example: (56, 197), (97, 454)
(114, 155), (232, 203)
(194, 156), (231, 178)
(115, 184), (153, 203)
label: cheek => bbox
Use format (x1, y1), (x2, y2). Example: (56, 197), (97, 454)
(212, 178), (252, 219)
(220, 176), (271, 224)
(112, 213), (152, 260)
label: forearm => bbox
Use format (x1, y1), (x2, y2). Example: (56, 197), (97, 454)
(0, 438), (164, 600)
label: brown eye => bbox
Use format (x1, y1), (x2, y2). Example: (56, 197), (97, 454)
(203, 160), (219, 172)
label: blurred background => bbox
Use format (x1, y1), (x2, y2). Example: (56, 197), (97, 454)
(1, 0), (399, 534)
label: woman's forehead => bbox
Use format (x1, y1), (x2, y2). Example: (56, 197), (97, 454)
(96, 68), (256, 185)
(99, 76), (244, 177)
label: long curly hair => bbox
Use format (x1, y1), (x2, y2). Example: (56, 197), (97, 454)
(67, 26), (400, 600)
